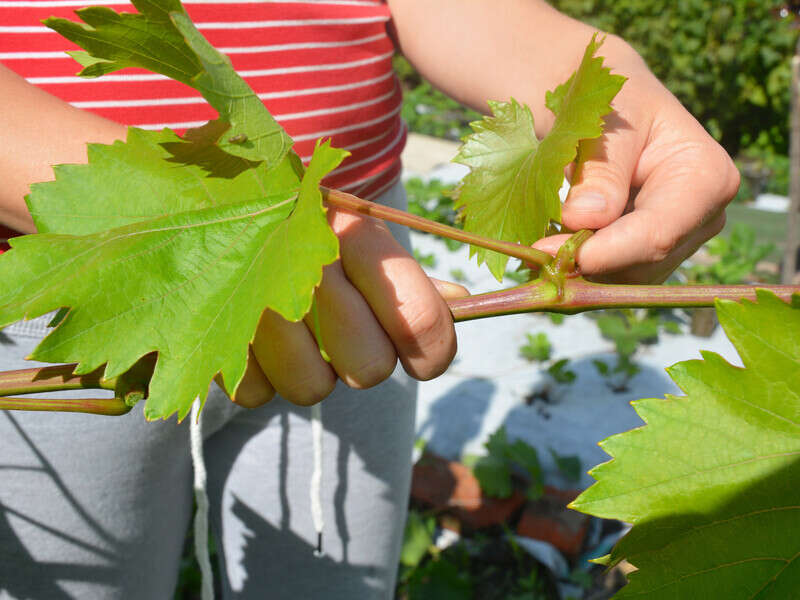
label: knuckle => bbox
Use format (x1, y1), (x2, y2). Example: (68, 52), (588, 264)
(346, 351), (398, 389)
(399, 304), (457, 381)
(233, 388), (274, 408)
(574, 162), (629, 200)
(721, 155), (741, 202)
(412, 337), (457, 381)
(281, 370), (336, 406)
(398, 301), (449, 349)
(694, 142), (740, 203)
(709, 211), (727, 237)
(647, 219), (677, 263)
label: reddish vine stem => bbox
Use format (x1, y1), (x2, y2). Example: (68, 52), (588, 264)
(323, 187), (554, 268)
(448, 279), (800, 321)
(0, 363), (113, 395)
(0, 396), (131, 416)
(2, 193), (799, 413)
(0, 361), (146, 415)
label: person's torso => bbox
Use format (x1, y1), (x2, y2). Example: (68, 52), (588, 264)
(0, 0), (405, 228)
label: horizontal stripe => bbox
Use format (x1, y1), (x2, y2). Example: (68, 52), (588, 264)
(137, 121), (210, 130)
(71, 96), (207, 109)
(333, 123), (405, 175)
(26, 51), (393, 84)
(0, 16), (386, 34)
(363, 170), (401, 201)
(218, 33), (384, 54)
(188, 17), (389, 29)
(0, 51), (68, 59)
(0, 0), (379, 5)
(292, 102), (401, 141)
(341, 169), (385, 192)
(257, 70), (392, 99)
(134, 101), (398, 132)
(300, 128), (391, 161)
(67, 72), (393, 108)
(1, 1), (404, 205)
(0, 34), (385, 60)
(273, 86), (394, 121)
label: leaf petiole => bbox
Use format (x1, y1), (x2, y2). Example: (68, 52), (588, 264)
(322, 187), (554, 269)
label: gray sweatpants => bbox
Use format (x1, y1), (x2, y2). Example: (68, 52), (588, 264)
(0, 184), (417, 599)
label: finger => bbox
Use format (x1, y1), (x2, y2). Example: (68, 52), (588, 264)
(560, 111), (646, 232)
(227, 348), (275, 408)
(595, 210), (726, 284)
(429, 277), (470, 300)
(575, 139), (738, 282)
(330, 206), (458, 381)
(251, 308), (337, 406)
(303, 261), (398, 389)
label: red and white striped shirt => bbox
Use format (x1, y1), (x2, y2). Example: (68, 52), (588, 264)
(0, 0), (406, 246)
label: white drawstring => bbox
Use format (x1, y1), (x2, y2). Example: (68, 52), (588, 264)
(190, 398), (214, 600)
(189, 395), (324, 599)
(310, 402), (325, 557)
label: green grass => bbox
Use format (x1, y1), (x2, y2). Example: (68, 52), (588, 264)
(723, 204), (787, 262)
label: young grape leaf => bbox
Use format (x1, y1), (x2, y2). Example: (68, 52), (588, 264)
(28, 124), (303, 236)
(571, 290), (800, 598)
(44, 0), (292, 166)
(453, 35), (625, 280)
(0, 140), (346, 421)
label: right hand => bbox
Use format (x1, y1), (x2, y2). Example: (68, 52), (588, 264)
(229, 204), (469, 408)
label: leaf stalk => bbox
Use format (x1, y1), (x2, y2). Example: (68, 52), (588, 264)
(322, 188), (554, 268)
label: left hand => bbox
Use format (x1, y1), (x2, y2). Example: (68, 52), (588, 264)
(388, 0), (739, 285)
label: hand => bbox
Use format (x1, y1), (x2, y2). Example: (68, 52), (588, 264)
(533, 37), (740, 284)
(227, 205), (468, 407)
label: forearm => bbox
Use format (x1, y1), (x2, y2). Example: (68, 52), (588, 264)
(0, 65), (125, 234)
(387, 0), (656, 136)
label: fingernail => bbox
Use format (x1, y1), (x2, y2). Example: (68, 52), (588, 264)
(430, 278), (470, 299)
(567, 192), (607, 213)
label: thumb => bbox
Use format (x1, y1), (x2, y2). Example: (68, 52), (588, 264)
(561, 122), (642, 232)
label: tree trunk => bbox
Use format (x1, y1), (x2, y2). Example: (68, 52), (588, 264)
(782, 38), (800, 283)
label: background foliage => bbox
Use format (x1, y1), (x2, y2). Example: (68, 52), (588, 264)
(547, 0), (799, 158)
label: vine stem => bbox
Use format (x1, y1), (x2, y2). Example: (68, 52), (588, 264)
(0, 397), (130, 416)
(448, 278), (800, 322)
(323, 187), (554, 268)
(0, 363), (136, 415)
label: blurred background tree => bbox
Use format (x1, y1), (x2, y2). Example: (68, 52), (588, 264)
(548, 0), (798, 159)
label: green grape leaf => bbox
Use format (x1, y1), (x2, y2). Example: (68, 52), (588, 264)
(400, 510), (435, 568)
(27, 124), (303, 236)
(519, 332), (552, 362)
(0, 139), (346, 421)
(571, 290), (800, 598)
(473, 454), (513, 499)
(549, 448), (582, 483)
(453, 35), (625, 280)
(474, 427), (544, 499)
(44, 0), (292, 166)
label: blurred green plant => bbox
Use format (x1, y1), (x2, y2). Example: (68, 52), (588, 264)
(548, 0), (799, 157)
(471, 426), (544, 500)
(404, 177), (463, 251)
(592, 309), (680, 392)
(449, 268), (469, 283)
(682, 223), (775, 284)
(397, 532), (550, 600)
(519, 332), (553, 362)
(394, 55), (483, 141)
(547, 358), (577, 385)
(413, 248), (437, 268)
(549, 448), (582, 483)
